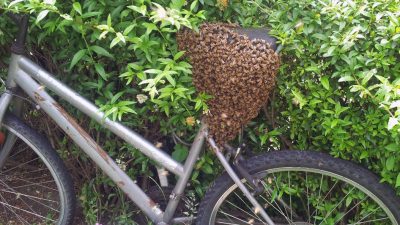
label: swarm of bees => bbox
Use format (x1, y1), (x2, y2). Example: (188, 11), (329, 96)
(177, 23), (280, 146)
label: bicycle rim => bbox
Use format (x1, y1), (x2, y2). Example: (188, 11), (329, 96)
(210, 167), (398, 225)
(0, 125), (66, 225)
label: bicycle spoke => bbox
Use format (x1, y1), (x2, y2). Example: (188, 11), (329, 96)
(348, 216), (389, 225)
(0, 189), (58, 204)
(8, 179), (58, 191)
(219, 210), (253, 224)
(288, 171), (293, 221)
(0, 200), (56, 221)
(201, 151), (399, 225)
(8, 145), (30, 158)
(306, 172), (311, 223)
(348, 206), (383, 225)
(215, 219), (241, 225)
(318, 186), (356, 225)
(0, 192), (31, 225)
(1, 176), (57, 219)
(0, 157), (40, 174)
(233, 191), (254, 213)
(1, 116), (74, 224)
(226, 199), (264, 223)
(333, 195), (368, 225)
(1, 168), (50, 178)
(271, 173), (292, 222)
(260, 181), (292, 223)
(311, 176), (340, 221)
(0, 179), (39, 218)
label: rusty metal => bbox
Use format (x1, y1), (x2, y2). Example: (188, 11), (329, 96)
(13, 69), (165, 223)
(3, 54), (209, 223)
(17, 55), (184, 177)
(0, 34), (279, 223)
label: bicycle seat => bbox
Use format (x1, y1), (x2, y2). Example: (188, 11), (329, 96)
(233, 28), (278, 51)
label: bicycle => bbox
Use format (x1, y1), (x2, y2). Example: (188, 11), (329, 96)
(0, 13), (399, 225)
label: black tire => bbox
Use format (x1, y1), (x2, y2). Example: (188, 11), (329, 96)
(196, 150), (400, 225)
(0, 113), (75, 225)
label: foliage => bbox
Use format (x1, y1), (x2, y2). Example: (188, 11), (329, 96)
(0, 0), (400, 223)
(0, 0), (215, 223)
(211, 0), (400, 191)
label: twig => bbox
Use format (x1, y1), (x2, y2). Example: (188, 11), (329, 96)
(172, 131), (191, 146)
(263, 91), (294, 150)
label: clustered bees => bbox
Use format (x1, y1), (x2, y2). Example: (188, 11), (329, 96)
(177, 23), (280, 146)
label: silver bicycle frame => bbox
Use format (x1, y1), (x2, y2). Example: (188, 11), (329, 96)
(0, 53), (275, 224)
(0, 54), (207, 223)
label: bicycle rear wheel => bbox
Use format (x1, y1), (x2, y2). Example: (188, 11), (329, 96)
(0, 113), (75, 225)
(196, 150), (400, 225)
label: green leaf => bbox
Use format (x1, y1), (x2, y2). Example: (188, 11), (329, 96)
(292, 90), (307, 109)
(385, 143), (399, 152)
(95, 63), (107, 80)
(90, 46), (114, 58)
(312, 33), (327, 40)
(174, 51), (185, 61)
(170, 0), (186, 10)
(69, 49), (87, 70)
(323, 46), (335, 57)
(144, 69), (162, 74)
(36, 10), (49, 23)
(164, 73), (176, 86)
(107, 14), (112, 27)
(386, 157), (395, 171)
(110, 36), (121, 48)
(82, 11), (102, 19)
(190, 0), (198, 10)
(172, 144), (188, 162)
(338, 76), (354, 82)
(396, 173), (400, 187)
(202, 163), (213, 174)
(321, 76), (330, 90)
(73, 2), (82, 15)
(44, 0), (56, 5)
(104, 107), (118, 120)
(8, 0), (24, 7)
(349, 85), (364, 92)
(60, 14), (73, 21)
(360, 151), (369, 159)
(361, 69), (376, 85)
(128, 5), (147, 16)
(123, 24), (136, 35)
(388, 117), (399, 130)
(116, 32), (126, 43)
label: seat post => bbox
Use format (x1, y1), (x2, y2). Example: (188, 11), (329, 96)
(10, 14), (28, 55)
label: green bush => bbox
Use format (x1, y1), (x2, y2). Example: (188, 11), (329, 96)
(1, 0), (399, 223)
(1, 0), (214, 223)
(212, 0), (400, 191)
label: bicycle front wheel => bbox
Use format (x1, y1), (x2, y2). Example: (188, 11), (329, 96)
(0, 113), (75, 225)
(196, 150), (400, 225)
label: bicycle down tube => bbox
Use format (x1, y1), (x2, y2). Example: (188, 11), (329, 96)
(0, 53), (207, 224)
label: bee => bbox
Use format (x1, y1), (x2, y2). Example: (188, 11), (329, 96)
(177, 23), (280, 146)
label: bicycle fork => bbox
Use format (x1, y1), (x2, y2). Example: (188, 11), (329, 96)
(0, 92), (17, 169)
(206, 133), (276, 225)
(0, 57), (25, 169)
